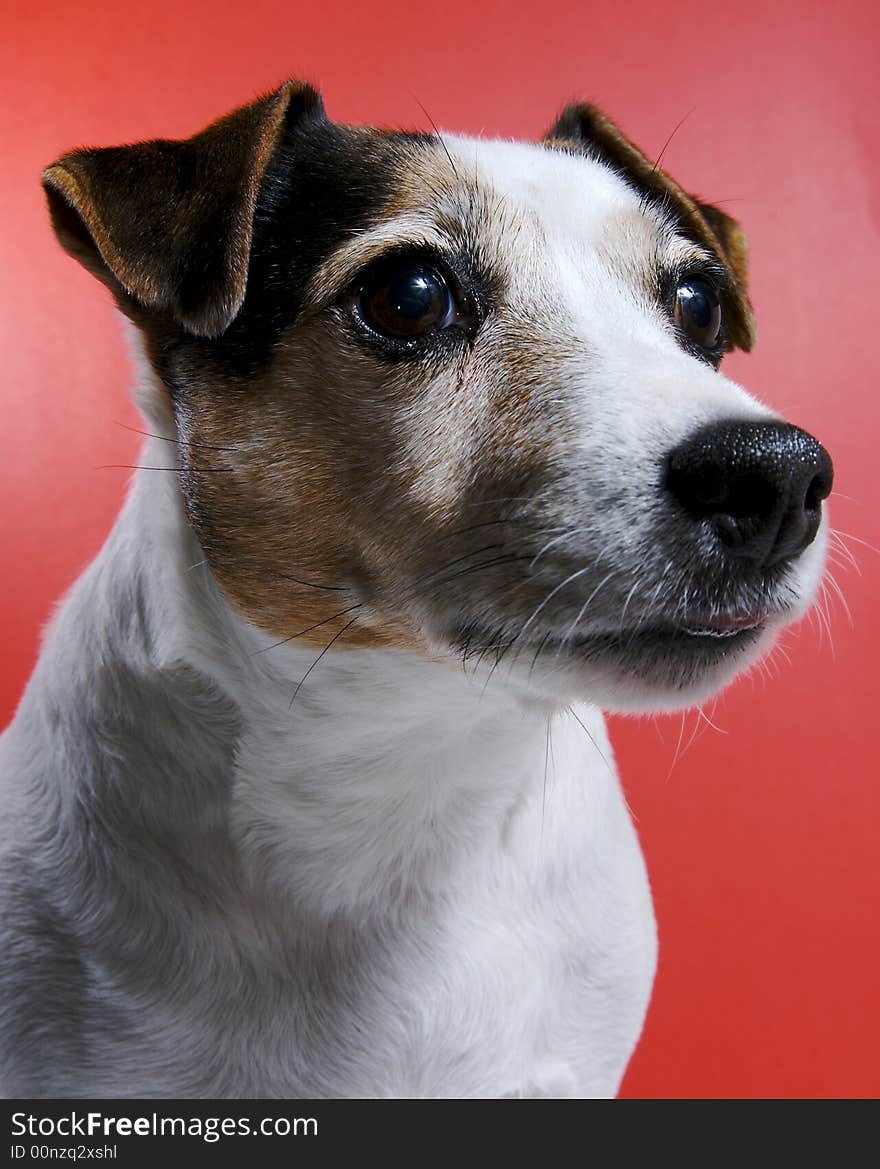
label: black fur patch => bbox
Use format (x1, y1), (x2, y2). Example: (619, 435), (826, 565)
(141, 123), (436, 388)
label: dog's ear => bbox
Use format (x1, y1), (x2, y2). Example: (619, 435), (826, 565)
(42, 81), (324, 338)
(546, 104), (755, 352)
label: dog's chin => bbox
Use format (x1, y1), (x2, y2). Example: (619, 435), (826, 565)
(436, 596), (817, 714)
(518, 618), (785, 713)
(441, 615), (781, 714)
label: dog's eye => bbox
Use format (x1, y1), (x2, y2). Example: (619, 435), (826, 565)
(674, 278), (722, 349)
(354, 260), (461, 340)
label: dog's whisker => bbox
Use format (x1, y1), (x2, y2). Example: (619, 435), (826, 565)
(773, 639), (793, 670)
(288, 615), (361, 710)
(813, 598), (827, 654)
(478, 624), (525, 696)
(426, 554), (533, 591)
(825, 549), (857, 578)
(827, 529), (862, 574)
(813, 583), (835, 657)
(403, 543), (505, 594)
(454, 496), (544, 510)
(251, 603), (363, 657)
(528, 629), (555, 680)
(632, 562), (674, 640)
(410, 93), (459, 180)
(441, 518), (517, 539)
(822, 568), (853, 628)
(675, 705), (711, 764)
(475, 635), (515, 695)
(114, 421), (241, 452)
(664, 711), (689, 783)
(556, 569), (619, 652)
(616, 580), (642, 637)
(818, 582), (836, 649)
(567, 705), (616, 780)
(516, 565), (594, 647)
(650, 106), (696, 176)
(96, 464), (235, 473)
(405, 554), (534, 609)
(276, 572), (350, 593)
(695, 705), (727, 736)
(529, 527), (579, 568)
(808, 603), (826, 653)
(440, 520), (564, 545)
(829, 528), (879, 557)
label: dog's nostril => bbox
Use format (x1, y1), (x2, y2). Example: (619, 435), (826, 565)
(804, 472), (830, 513)
(715, 513), (745, 548)
(687, 464), (727, 508)
(726, 470), (778, 521)
(666, 456), (778, 522)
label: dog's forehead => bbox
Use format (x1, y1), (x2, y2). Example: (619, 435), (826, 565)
(439, 135), (701, 298)
(365, 129), (680, 257)
(304, 131), (692, 315)
(444, 134), (647, 241)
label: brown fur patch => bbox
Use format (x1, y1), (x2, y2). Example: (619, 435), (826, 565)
(163, 135), (579, 656)
(161, 135), (446, 653)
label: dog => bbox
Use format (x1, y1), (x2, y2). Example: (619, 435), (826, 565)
(0, 81), (832, 1098)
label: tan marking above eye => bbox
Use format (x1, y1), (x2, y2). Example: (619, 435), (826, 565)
(304, 217), (449, 313)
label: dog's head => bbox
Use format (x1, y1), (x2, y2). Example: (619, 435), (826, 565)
(43, 81), (832, 712)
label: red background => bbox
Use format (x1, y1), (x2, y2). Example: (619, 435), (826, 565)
(2, 1), (878, 1098)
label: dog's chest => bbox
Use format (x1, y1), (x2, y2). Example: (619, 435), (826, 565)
(2, 605), (656, 1098)
(160, 759), (656, 1100)
(349, 833), (655, 1099)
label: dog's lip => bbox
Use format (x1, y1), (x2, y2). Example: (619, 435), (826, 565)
(679, 612), (765, 638)
(452, 611), (775, 657)
(566, 616), (768, 649)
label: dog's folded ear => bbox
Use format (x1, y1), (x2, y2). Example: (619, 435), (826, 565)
(546, 104), (755, 352)
(42, 81), (324, 337)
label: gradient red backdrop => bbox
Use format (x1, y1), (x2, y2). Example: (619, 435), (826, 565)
(2, 0), (878, 1098)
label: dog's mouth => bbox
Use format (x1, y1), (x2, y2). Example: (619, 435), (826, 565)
(565, 614), (767, 654)
(450, 608), (775, 682)
(426, 525), (815, 701)
(673, 611), (765, 640)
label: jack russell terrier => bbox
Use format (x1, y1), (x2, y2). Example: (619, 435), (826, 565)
(0, 81), (832, 1098)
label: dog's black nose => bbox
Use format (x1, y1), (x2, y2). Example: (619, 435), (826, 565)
(665, 420), (833, 567)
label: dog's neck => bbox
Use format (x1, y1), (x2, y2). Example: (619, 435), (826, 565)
(41, 414), (609, 918)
